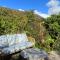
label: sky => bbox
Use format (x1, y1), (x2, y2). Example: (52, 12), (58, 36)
(0, 0), (60, 18)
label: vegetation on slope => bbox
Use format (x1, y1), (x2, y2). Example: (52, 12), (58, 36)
(0, 7), (46, 49)
(0, 7), (60, 52)
(44, 14), (60, 51)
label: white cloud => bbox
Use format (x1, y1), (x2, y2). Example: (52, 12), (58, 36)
(18, 9), (49, 18)
(47, 0), (60, 15)
(34, 10), (49, 18)
(18, 9), (24, 11)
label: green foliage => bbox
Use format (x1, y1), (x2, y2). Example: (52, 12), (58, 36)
(2, 7), (60, 52)
(0, 7), (45, 49)
(45, 15), (58, 39)
(44, 14), (60, 52)
(54, 34), (60, 51)
(44, 34), (54, 51)
(45, 34), (54, 44)
(0, 7), (28, 35)
(0, 7), (48, 52)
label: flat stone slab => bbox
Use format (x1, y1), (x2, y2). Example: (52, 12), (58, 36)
(20, 48), (49, 60)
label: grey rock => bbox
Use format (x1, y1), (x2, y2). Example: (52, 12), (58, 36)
(20, 48), (48, 60)
(0, 33), (34, 55)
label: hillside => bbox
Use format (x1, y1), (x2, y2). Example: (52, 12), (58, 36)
(0, 7), (60, 54)
(0, 7), (46, 48)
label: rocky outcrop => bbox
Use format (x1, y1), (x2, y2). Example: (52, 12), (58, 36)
(0, 48), (48, 60)
(19, 48), (48, 60)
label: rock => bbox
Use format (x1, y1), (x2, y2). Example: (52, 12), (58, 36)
(11, 53), (20, 60)
(0, 34), (35, 55)
(0, 48), (49, 60)
(19, 48), (48, 60)
(48, 51), (60, 60)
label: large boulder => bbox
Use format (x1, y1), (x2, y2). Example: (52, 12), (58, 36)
(0, 33), (35, 55)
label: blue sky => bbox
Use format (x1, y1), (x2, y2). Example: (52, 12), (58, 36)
(0, 0), (48, 13)
(0, 0), (60, 18)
